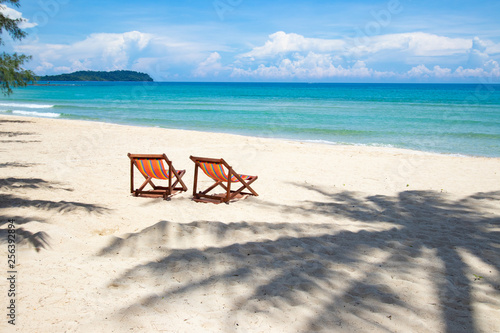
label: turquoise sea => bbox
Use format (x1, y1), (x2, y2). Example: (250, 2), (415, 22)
(1, 82), (499, 157)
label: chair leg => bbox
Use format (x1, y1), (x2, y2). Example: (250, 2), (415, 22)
(172, 170), (187, 191)
(137, 177), (154, 192)
(193, 164), (199, 197)
(231, 175), (259, 197)
(130, 160), (134, 194)
(225, 178), (232, 203)
(202, 181), (223, 195)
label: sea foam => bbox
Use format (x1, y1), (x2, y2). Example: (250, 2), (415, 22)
(0, 102), (55, 109)
(12, 110), (61, 118)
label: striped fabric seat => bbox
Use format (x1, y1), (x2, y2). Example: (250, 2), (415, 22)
(190, 155), (258, 204)
(199, 162), (253, 182)
(128, 153), (188, 200)
(136, 159), (171, 179)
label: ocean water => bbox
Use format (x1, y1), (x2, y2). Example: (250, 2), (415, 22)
(1, 82), (499, 157)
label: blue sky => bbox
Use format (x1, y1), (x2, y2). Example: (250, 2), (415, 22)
(2, 0), (500, 82)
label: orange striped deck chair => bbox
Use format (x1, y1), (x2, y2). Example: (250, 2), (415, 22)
(128, 153), (187, 200)
(190, 156), (258, 204)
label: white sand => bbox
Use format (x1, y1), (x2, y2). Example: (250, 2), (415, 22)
(0, 114), (499, 332)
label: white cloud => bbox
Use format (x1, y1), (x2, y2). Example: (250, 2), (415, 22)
(240, 31), (346, 59)
(0, 5), (37, 29)
(467, 37), (491, 69)
(71, 31), (153, 69)
(403, 35), (500, 79)
(232, 52), (395, 80)
(349, 32), (471, 58)
(242, 31), (474, 61)
(406, 65), (451, 78)
(18, 31), (154, 74)
(19, 30), (222, 80)
(406, 61), (500, 79)
(233, 31), (500, 81)
(15, 28), (500, 82)
(193, 52), (224, 77)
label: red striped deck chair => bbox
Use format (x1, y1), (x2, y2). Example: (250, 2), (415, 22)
(190, 156), (258, 204)
(128, 153), (187, 200)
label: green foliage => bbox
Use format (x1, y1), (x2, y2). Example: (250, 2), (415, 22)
(37, 70), (154, 82)
(0, 52), (35, 94)
(0, 0), (35, 95)
(0, 1), (26, 44)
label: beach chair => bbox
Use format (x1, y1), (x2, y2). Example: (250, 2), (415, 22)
(128, 153), (187, 200)
(190, 156), (258, 204)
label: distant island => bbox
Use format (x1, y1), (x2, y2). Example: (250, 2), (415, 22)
(37, 70), (154, 82)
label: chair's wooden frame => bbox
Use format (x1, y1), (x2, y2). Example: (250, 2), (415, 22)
(128, 153), (187, 200)
(190, 155), (258, 204)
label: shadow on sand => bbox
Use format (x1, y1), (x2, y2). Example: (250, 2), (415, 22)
(99, 187), (499, 332)
(0, 120), (110, 251)
(0, 162), (39, 168)
(0, 120), (40, 143)
(0, 178), (109, 251)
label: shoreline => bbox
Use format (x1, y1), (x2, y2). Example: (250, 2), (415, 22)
(2, 81), (499, 158)
(1, 113), (499, 332)
(2, 112), (498, 159)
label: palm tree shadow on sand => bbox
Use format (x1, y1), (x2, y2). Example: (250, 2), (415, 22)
(0, 177), (109, 251)
(100, 186), (499, 332)
(0, 121), (110, 251)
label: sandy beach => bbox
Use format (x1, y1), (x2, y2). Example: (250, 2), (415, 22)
(0, 114), (499, 332)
